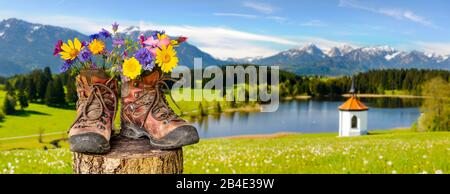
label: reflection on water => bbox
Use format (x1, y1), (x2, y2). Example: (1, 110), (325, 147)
(192, 97), (422, 138)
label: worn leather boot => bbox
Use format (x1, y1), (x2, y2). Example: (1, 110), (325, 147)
(68, 69), (118, 154)
(120, 70), (199, 149)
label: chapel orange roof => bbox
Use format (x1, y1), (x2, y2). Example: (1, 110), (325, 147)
(338, 96), (368, 111)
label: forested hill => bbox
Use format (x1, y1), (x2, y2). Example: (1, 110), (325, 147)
(279, 69), (450, 97)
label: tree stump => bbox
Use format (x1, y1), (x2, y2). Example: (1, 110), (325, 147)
(72, 135), (183, 174)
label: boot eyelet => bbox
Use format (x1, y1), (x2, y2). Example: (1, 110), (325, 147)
(134, 93), (139, 98)
(133, 82), (139, 87)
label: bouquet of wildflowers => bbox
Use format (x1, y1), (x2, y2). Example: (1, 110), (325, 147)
(53, 22), (187, 79)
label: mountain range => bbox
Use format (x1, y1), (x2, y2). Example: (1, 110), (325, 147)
(0, 18), (449, 76)
(239, 44), (450, 75)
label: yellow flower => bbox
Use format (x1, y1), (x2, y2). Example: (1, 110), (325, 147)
(155, 45), (179, 73)
(122, 57), (142, 79)
(88, 39), (105, 55)
(158, 33), (169, 40)
(59, 38), (83, 60)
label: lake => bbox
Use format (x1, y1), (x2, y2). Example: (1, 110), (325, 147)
(192, 97), (422, 138)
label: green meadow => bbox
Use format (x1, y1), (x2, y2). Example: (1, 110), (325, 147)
(0, 129), (449, 174)
(0, 88), (449, 174)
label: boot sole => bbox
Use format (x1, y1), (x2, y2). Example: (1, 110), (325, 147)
(69, 132), (110, 154)
(121, 124), (199, 149)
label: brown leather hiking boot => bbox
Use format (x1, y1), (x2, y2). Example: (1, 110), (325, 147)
(68, 69), (118, 154)
(120, 70), (199, 149)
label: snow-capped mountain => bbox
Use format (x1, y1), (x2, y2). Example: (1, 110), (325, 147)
(226, 56), (264, 63)
(246, 44), (450, 75)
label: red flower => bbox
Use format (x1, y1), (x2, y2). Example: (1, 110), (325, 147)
(53, 40), (63, 56)
(177, 36), (188, 43)
(139, 34), (146, 47)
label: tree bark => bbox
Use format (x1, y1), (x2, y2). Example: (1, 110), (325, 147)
(72, 135), (183, 174)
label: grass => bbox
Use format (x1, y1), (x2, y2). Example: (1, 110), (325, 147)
(0, 103), (75, 138)
(0, 88), (249, 150)
(0, 129), (449, 174)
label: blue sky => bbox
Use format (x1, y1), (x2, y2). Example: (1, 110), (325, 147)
(0, 0), (449, 58)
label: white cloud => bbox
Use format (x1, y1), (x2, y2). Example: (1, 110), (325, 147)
(136, 22), (299, 58)
(213, 12), (258, 19)
(414, 41), (450, 55)
(266, 16), (287, 23)
(243, 1), (277, 14)
(300, 20), (328, 27)
(339, 0), (436, 28)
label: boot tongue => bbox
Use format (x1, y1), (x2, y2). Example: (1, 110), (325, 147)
(142, 70), (161, 85)
(79, 69), (109, 84)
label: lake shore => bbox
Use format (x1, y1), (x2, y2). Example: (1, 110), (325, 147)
(282, 93), (426, 99)
(342, 93), (426, 98)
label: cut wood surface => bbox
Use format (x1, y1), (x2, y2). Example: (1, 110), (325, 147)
(73, 135), (183, 174)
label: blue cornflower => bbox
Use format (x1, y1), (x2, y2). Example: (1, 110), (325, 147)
(78, 48), (92, 63)
(89, 33), (100, 41)
(99, 28), (111, 38)
(134, 48), (154, 70)
(60, 60), (74, 73)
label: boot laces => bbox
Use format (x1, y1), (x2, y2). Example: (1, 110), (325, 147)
(134, 75), (183, 128)
(69, 79), (117, 132)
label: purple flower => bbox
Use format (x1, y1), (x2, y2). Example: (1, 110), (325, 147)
(78, 48), (92, 63)
(139, 34), (146, 47)
(113, 38), (124, 47)
(112, 22), (119, 32)
(99, 28), (111, 38)
(53, 40), (63, 56)
(134, 48), (154, 69)
(91, 62), (97, 69)
(151, 30), (165, 39)
(60, 60), (74, 73)
(89, 33), (100, 41)
(144, 61), (155, 70)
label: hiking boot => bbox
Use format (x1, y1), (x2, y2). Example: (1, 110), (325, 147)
(120, 70), (199, 149)
(68, 69), (118, 154)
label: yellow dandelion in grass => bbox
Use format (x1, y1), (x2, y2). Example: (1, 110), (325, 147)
(122, 57), (142, 79)
(88, 39), (105, 55)
(155, 45), (179, 73)
(59, 38), (83, 60)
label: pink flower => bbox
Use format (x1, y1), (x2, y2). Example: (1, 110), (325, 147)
(158, 37), (170, 47)
(143, 36), (158, 47)
(145, 46), (157, 57)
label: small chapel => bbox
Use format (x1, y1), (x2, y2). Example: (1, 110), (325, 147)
(338, 78), (369, 137)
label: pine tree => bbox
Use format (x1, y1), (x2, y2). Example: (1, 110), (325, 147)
(45, 80), (53, 105)
(4, 81), (15, 96)
(3, 95), (16, 115)
(53, 77), (66, 105)
(17, 89), (29, 110)
(26, 77), (37, 102)
(45, 77), (66, 106)
(65, 77), (78, 104)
